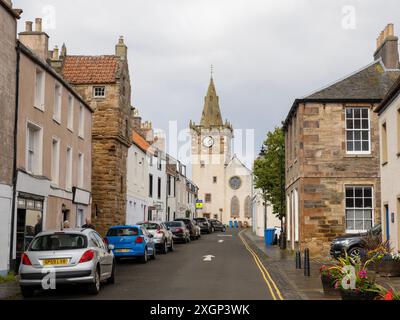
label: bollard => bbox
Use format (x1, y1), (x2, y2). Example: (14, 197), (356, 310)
(295, 250), (302, 269)
(304, 248), (310, 277)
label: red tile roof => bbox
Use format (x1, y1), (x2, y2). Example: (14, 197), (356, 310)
(132, 130), (150, 152)
(63, 55), (119, 84)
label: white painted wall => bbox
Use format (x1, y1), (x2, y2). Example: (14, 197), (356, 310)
(379, 93), (400, 252)
(252, 188), (279, 237)
(148, 150), (167, 222)
(126, 143), (148, 225)
(0, 184), (12, 276)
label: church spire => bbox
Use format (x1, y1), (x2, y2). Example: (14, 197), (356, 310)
(200, 73), (223, 127)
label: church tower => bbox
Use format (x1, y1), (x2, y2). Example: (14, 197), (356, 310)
(190, 76), (233, 221)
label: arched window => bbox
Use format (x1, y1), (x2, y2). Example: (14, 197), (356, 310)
(244, 196), (251, 218)
(230, 196), (240, 217)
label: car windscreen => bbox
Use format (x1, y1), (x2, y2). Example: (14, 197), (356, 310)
(29, 234), (87, 251)
(194, 218), (206, 222)
(165, 222), (184, 227)
(106, 227), (139, 237)
(137, 223), (159, 230)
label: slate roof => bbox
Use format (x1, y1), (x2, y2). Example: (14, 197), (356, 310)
(63, 55), (120, 84)
(375, 73), (400, 114)
(283, 59), (400, 130)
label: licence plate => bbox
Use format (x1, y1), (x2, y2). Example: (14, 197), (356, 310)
(116, 249), (130, 252)
(42, 258), (69, 266)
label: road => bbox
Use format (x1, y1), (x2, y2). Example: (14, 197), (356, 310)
(27, 229), (283, 300)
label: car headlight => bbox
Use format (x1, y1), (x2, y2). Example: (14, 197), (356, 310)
(335, 239), (351, 247)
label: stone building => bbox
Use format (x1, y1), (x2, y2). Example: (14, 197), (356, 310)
(12, 18), (93, 267)
(190, 77), (252, 225)
(375, 74), (400, 253)
(0, 0), (21, 276)
(55, 37), (133, 236)
(283, 24), (400, 256)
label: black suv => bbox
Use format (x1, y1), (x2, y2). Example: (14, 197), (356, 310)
(210, 219), (226, 232)
(174, 218), (200, 240)
(330, 224), (381, 259)
(193, 217), (213, 234)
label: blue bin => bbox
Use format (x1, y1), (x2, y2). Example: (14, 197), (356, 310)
(264, 228), (275, 246)
(234, 221), (238, 229)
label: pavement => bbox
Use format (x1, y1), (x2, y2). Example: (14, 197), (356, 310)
(19, 229), (277, 300)
(0, 281), (20, 300)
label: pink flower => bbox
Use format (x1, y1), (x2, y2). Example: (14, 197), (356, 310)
(358, 269), (367, 279)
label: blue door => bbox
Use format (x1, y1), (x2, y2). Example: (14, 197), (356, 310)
(385, 206), (390, 241)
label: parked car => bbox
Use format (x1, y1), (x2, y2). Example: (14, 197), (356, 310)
(192, 221), (202, 239)
(106, 225), (156, 263)
(193, 217), (213, 234)
(174, 218), (201, 240)
(210, 219), (226, 232)
(164, 221), (191, 243)
(19, 228), (115, 298)
(136, 221), (174, 253)
(330, 224), (382, 259)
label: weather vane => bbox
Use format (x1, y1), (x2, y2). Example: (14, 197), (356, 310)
(210, 64), (214, 78)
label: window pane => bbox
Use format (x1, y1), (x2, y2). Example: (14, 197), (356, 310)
(346, 187), (354, 198)
(347, 120), (353, 129)
(362, 141), (369, 151)
(362, 109), (369, 118)
(355, 210), (364, 220)
(364, 220), (372, 230)
(355, 198), (363, 207)
(354, 120), (361, 129)
(362, 131), (368, 140)
(355, 141), (361, 151)
(364, 198), (372, 207)
(363, 209), (372, 219)
(346, 109), (353, 118)
(347, 142), (353, 151)
(354, 109), (361, 118)
(346, 210), (355, 220)
(362, 120), (369, 129)
(346, 198), (354, 207)
(355, 188), (363, 197)
(364, 188), (372, 197)
(346, 131), (353, 141)
(354, 131), (361, 140)
(355, 220), (364, 230)
(347, 220), (355, 230)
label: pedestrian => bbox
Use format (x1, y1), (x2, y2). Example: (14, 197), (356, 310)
(82, 218), (95, 230)
(63, 220), (70, 229)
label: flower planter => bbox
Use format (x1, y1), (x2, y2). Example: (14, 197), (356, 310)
(376, 259), (400, 277)
(340, 289), (378, 301)
(320, 275), (340, 296)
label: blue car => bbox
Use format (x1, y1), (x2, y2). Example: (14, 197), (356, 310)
(105, 225), (156, 263)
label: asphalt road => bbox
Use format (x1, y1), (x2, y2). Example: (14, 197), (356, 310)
(27, 229), (277, 300)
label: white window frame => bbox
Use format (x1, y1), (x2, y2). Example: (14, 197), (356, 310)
(26, 121), (43, 175)
(78, 103), (84, 138)
(93, 86), (106, 98)
(34, 68), (45, 111)
(78, 152), (84, 188)
(67, 94), (74, 131)
(345, 107), (371, 155)
(51, 137), (60, 186)
(345, 185), (374, 234)
(66, 146), (73, 191)
(53, 82), (62, 123)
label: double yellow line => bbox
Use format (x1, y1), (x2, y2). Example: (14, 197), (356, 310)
(238, 230), (284, 300)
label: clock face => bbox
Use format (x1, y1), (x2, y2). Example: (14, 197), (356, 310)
(229, 176), (242, 190)
(203, 136), (214, 148)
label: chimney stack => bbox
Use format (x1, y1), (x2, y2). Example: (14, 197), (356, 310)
(25, 21), (32, 32)
(374, 23), (399, 69)
(115, 36), (127, 60)
(52, 46), (59, 60)
(19, 17), (49, 60)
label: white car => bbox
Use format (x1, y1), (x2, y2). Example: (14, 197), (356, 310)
(19, 228), (115, 298)
(136, 222), (174, 253)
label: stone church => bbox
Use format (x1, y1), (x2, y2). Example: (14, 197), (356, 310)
(190, 77), (252, 226)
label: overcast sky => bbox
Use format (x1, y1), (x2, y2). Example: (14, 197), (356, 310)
(14, 0), (400, 169)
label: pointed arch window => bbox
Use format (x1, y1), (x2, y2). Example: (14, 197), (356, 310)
(231, 196), (240, 217)
(244, 196), (252, 218)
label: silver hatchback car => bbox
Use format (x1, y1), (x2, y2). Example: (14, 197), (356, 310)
(19, 228), (115, 298)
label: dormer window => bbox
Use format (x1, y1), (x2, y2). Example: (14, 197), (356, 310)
(93, 86), (105, 98)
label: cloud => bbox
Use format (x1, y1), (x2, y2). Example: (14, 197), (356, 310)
(14, 0), (400, 170)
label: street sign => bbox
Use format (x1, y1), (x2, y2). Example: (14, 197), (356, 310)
(195, 200), (203, 209)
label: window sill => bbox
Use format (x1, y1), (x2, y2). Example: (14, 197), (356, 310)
(78, 134), (84, 140)
(53, 117), (61, 125)
(344, 154), (372, 158)
(382, 161), (388, 167)
(34, 105), (45, 112)
(67, 127), (74, 133)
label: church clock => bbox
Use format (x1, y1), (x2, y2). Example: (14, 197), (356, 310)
(202, 136), (214, 148)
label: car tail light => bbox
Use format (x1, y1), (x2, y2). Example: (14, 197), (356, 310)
(156, 229), (163, 234)
(79, 250), (94, 263)
(135, 236), (144, 244)
(176, 228), (183, 233)
(21, 253), (32, 266)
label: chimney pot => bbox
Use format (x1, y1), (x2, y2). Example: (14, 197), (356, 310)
(35, 18), (42, 32)
(388, 23), (394, 36)
(374, 24), (399, 69)
(25, 21), (33, 32)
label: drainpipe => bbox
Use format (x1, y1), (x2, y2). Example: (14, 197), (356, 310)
(9, 41), (21, 273)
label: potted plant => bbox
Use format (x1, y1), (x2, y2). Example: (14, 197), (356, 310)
(320, 265), (341, 296)
(376, 287), (400, 300)
(376, 253), (400, 277)
(334, 254), (379, 300)
(360, 233), (391, 271)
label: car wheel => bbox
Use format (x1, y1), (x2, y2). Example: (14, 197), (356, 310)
(141, 249), (148, 263)
(169, 239), (174, 252)
(348, 247), (363, 259)
(88, 267), (101, 295)
(20, 286), (35, 298)
(115, 257), (121, 263)
(162, 240), (168, 254)
(151, 246), (156, 260)
(107, 261), (116, 285)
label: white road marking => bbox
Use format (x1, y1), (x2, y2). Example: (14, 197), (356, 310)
(203, 255), (215, 261)
(217, 235), (232, 237)
(218, 240), (224, 243)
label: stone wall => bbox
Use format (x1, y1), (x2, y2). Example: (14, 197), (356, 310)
(286, 102), (381, 256)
